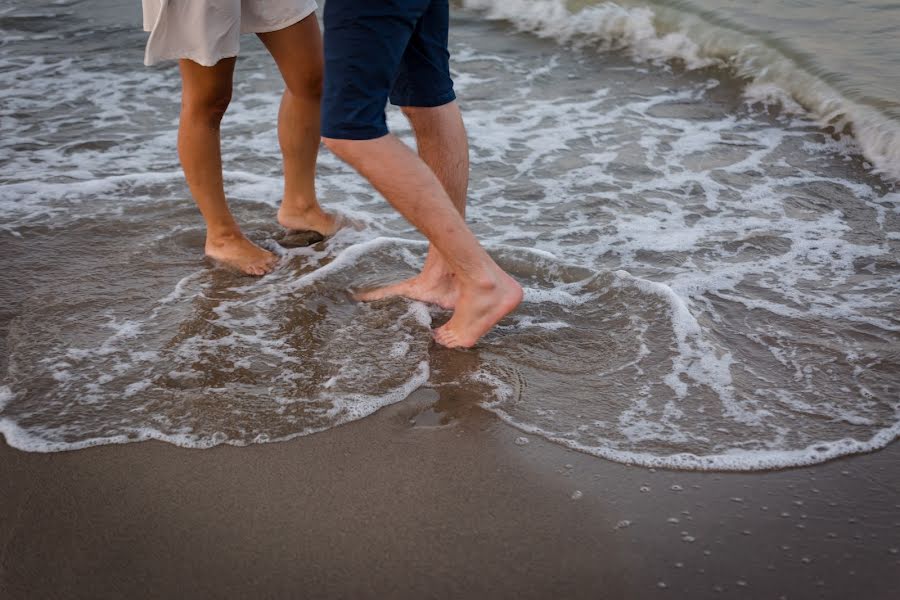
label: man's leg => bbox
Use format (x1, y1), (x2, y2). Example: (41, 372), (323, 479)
(323, 134), (521, 348)
(257, 15), (340, 236)
(355, 101), (468, 308)
(321, 0), (521, 347)
(178, 58), (277, 276)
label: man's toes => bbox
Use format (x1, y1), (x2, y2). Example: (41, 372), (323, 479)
(249, 260), (274, 276)
(356, 291), (381, 302)
(433, 326), (459, 348)
(260, 255), (278, 273)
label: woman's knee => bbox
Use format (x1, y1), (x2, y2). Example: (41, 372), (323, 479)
(181, 87), (233, 126)
(285, 68), (323, 102)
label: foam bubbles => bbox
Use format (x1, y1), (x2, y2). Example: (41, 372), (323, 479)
(0, 386), (12, 411)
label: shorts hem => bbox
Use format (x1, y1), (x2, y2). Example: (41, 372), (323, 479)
(389, 89), (457, 109)
(144, 52), (238, 68)
(321, 126), (390, 141)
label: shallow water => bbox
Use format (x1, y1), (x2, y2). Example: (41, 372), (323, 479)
(0, 1), (898, 469)
(658, 0), (900, 119)
(467, 0), (900, 179)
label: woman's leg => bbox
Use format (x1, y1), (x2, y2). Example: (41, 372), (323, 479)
(178, 57), (277, 276)
(257, 14), (339, 236)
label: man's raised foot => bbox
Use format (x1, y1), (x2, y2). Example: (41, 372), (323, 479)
(433, 269), (523, 348)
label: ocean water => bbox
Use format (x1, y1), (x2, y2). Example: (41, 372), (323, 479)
(0, 0), (897, 470)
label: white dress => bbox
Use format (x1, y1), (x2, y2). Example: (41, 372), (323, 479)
(142, 0), (318, 66)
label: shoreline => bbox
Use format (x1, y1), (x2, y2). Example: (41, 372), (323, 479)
(2, 389), (897, 599)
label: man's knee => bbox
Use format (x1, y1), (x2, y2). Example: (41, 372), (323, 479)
(321, 136), (355, 159)
(182, 88), (233, 126)
(322, 135), (388, 164)
(401, 105), (437, 122)
(400, 103), (459, 135)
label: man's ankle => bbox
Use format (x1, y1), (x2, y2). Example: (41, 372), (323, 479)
(206, 226), (243, 243)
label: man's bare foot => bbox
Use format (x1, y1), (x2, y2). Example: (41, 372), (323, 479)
(277, 203), (342, 237)
(355, 271), (460, 309)
(433, 269), (523, 348)
(205, 232), (278, 276)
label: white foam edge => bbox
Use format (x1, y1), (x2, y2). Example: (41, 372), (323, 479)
(489, 407), (900, 471)
(612, 269), (701, 336)
(0, 361), (430, 453)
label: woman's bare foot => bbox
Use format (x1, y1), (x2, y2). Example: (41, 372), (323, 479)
(355, 271), (459, 309)
(433, 269), (523, 348)
(205, 232), (278, 276)
(277, 203), (342, 237)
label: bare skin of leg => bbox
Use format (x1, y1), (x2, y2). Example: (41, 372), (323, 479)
(178, 58), (277, 276)
(323, 134), (522, 348)
(257, 15), (340, 236)
(355, 102), (468, 309)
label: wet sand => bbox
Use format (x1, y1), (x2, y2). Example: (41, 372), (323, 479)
(1, 389), (897, 599)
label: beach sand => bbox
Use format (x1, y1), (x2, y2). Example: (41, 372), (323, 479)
(1, 389), (897, 599)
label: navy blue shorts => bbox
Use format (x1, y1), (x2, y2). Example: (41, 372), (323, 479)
(321, 0), (456, 140)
